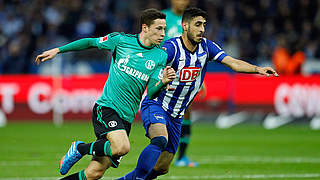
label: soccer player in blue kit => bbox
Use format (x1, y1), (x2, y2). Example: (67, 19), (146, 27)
(119, 7), (278, 180)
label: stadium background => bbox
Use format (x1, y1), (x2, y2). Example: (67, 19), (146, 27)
(1, 0), (320, 179)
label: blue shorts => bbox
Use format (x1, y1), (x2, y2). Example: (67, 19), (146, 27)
(141, 100), (182, 154)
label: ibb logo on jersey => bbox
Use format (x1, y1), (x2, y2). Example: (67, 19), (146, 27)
(179, 67), (201, 82)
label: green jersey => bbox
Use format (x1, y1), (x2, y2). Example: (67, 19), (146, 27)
(94, 32), (167, 123)
(162, 9), (183, 42)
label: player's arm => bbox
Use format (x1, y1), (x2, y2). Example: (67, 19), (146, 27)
(147, 42), (177, 99)
(35, 38), (98, 65)
(221, 56), (279, 77)
(206, 39), (278, 77)
(35, 33), (120, 65)
(147, 66), (176, 99)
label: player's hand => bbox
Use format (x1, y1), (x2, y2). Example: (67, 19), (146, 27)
(162, 66), (176, 84)
(35, 48), (60, 66)
(256, 66), (279, 77)
(162, 66), (176, 91)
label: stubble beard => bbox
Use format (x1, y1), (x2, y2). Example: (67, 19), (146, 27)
(187, 31), (200, 46)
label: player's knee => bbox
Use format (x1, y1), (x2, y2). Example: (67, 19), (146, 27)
(151, 136), (168, 151)
(112, 142), (130, 156)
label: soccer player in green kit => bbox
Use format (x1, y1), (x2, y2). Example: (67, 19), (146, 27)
(162, 0), (189, 42)
(35, 9), (176, 180)
(162, 0), (200, 167)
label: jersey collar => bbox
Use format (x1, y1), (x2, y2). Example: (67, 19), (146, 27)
(180, 36), (199, 54)
(137, 34), (155, 50)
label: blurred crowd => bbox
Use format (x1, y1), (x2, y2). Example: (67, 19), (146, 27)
(0, 0), (320, 74)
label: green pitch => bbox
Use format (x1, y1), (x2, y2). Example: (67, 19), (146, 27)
(1, 122), (320, 179)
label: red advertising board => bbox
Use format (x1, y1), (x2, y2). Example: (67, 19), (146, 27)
(0, 73), (319, 120)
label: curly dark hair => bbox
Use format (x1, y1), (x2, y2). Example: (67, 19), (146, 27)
(182, 7), (208, 23)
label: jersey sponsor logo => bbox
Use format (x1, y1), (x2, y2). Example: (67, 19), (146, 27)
(108, 120), (117, 128)
(145, 60), (155, 70)
(118, 55), (150, 81)
(179, 67), (201, 82)
(99, 35), (108, 43)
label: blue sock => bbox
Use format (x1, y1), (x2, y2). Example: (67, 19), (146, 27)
(118, 136), (167, 180)
(145, 169), (162, 180)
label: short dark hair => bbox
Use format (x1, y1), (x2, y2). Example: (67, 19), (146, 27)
(182, 7), (208, 23)
(140, 8), (166, 27)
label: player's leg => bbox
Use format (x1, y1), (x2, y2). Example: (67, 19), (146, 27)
(60, 104), (131, 179)
(175, 108), (198, 167)
(84, 130), (129, 180)
(145, 151), (174, 179)
(135, 123), (168, 178)
(118, 124), (167, 180)
(145, 114), (182, 179)
(117, 103), (168, 180)
(60, 156), (112, 180)
(84, 156), (111, 180)
(60, 130), (129, 180)
(76, 131), (128, 158)
(177, 108), (191, 161)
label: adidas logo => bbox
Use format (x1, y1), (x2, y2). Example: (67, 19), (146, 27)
(136, 53), (143, 57)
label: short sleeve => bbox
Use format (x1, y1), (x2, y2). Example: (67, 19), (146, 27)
(162, 40), (176, 65)
(206, 39), (227, 62)
(95, 32), (122, 52)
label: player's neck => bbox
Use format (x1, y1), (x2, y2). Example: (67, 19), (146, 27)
(181, 34), (197, 52)
(139, 33), (154, 47)
(172, 8), (183, 16)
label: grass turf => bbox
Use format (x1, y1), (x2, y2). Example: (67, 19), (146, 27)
(1, 122), (320, 179)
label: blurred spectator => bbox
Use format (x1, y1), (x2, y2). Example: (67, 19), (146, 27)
(2, 34), (29, 74)
(0, 0), (319, 74)
(272, 35), (305, 75)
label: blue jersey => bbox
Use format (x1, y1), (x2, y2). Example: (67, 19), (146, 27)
(142, 37), (228, 118)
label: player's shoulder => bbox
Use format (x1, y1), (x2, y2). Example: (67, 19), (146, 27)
(155, 44), (166, 53)
(163, 37), (179, 48)
(108, 32), (121, 37)
(200, 38), (222, 49)
(161, 8), (171, 15)
(108, 32), (136, 40)
(200, 37), (209, 45)
(100, 32), (122, 42)
(115, 32), (137, 40)
(120, 32), (137, 38)
(201, 37), (220, 46)
(161, 37), (180, 58)
(154, 45), (168, 60)
(107, 32), (137, 45)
